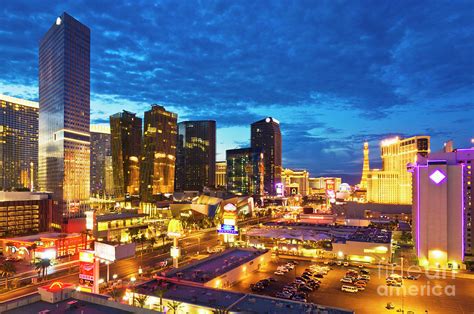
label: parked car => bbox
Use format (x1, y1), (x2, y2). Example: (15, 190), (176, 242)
(341, 285), (358, 293)
(360, 274), (370, 280)
(337, 261), (342, 266)
(343, 262), (350, 267)
(274, 271), (285, 275)
(340, 277), (353, 284)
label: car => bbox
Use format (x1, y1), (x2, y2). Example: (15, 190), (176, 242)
(323, 261), (329, 265)
(343, 262), (350, 267)
(337, 261), (342, 266)
(278, 267), (289, 273)
(250, 285), (264, 292)
(360, 274), (370, 280)
(358, 264), (364, 268)
(292, 296), (307, 302)
(314, 273), (324, 278)
(267, 277), (277, 282)
(340, 277), (353, 284)
(354, 280), (367, 286)
(291, 260), (299, 265)
(285, 264), (295, 270)
(360, 269), (370, 275)
(354, 285), (365, 291)
(341, 285), (358, 293)
(404, 275), (417, 280)
(275, 292), (292, 299)
(299, 285), (314, 292)
(274, 271), (285, 275)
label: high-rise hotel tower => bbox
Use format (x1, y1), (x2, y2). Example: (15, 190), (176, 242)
(39, 13), (90, 228)
(0, 94), (38, 192)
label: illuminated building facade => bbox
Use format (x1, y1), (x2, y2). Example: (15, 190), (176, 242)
(226, 148), (264, 195)
(251, 117), (282, 195)
(410, 147), (473, 269)
(110, 111), (142, 198)
(359, 141), (370, 189)
(140, 105), (177, 202)
(0, 192), (52, 237)
(90, 125), (111, 198)
(215, 161), (227, 188)
(0, 94), (38, 191)
(367, 136), (430, 204)
(282, 168), (310, 196)
(309, 177), (342, 194)
(175, 121), (216, 191)
(39, 12), (91, 228)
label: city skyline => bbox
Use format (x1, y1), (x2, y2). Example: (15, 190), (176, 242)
(1, 1), (473, 181)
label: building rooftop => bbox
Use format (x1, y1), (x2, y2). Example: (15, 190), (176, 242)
(136, 278), (353, 314)
(0, 191), (52, 202)
(3, 232), (82, 242)
(261, 222), (391, 244)
(0, 93), (38, 108)
(166, 248), (268, 283)
(231, 293), (352, 314)
(95, 212), (148, 222)
(4, 298), (131, 314)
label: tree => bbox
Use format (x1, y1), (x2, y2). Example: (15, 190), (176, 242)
(149, 237), (157, 252)
(212, 307), (230, 314)
(28, 243), (38, 262)
(134, 295), (148, 308)
(153, 283), (168, 311)
(159, 233), (167, 247)
(35, 258), (51, 280)
(0, 261), (17, 289)
(109, 286), (124, 301)
(166, 300), (182, 314)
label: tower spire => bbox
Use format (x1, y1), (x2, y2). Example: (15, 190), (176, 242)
(359, 141), (370, 189)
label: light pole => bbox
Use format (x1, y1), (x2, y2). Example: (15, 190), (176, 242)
(401, 257), (404, 313)
(130, 276), (136, 306)
(106, 261), (110, 283)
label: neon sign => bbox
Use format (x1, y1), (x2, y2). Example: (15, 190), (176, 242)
(429, 169), (446, 184)
(218, 224), (239, 235)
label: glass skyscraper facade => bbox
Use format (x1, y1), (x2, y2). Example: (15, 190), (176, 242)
(251, 117), (282, 195)
(226, 147), (264, 195)
(140, 105), (177, 202)
(175, 120), (216, 191)
(39, 12), (90, 228)
(110, 110), (142, 198)
(90, 125), (111, 198)
(0, 94), (38, 191)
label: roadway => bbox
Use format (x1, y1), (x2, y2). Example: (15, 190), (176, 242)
(0, 229), (219, 302)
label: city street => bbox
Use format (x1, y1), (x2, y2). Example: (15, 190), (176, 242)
(0, 230), (219, 302)
(230, 258), (474, 314)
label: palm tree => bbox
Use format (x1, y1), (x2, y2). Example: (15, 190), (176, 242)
(28, 243), (38, 263)
(166, 300), (182, 314)
(159, 233), (167, 247)
(0, 261), (17, 289)
(149, 237), (157, 252)
(109, 286), (124, 301)
(35, 258), (51, 280)
(134, 295), (148, 308)
(212, 307), (230, 314)
(153, 284), (168, 311)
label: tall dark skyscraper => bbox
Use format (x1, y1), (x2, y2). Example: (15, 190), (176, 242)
(251, 117), (282, 195)
(110, 111), (142, 198)
(175, 121), (216, 191)
(140, 105), (177, 202)
(39, 12), (90, 228)
(90, 125), (111, 198)
(0, 94), (38, 192)
(226, 147), (264, 195)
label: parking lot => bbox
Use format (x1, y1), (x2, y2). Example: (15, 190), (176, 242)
(231, 258), (474, 314)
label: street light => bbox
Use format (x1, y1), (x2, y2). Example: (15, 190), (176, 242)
(130, 276), (137, 306)
(113, 274), (118, 280)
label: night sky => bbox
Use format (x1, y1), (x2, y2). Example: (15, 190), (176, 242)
(1, 1), (473, 183)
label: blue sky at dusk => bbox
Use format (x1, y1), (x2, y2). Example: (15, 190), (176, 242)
(1, 1), (473, 182)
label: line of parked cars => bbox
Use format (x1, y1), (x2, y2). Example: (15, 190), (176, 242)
(250, 277), (276, 292)
(340, 268), (370, 293)
(386, 273), (403, 286)
(274, 261), (295, 275)
(275, 263), (331, 302)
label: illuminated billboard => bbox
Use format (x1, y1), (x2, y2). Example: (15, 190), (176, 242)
(218, 223), (239, 235)
(78, 250), (98, 293)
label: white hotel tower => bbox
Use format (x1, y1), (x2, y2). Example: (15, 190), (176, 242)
(410, 145), (473, 269)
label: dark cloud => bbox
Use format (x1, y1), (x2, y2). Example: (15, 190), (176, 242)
(1, 0), (473, 176)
